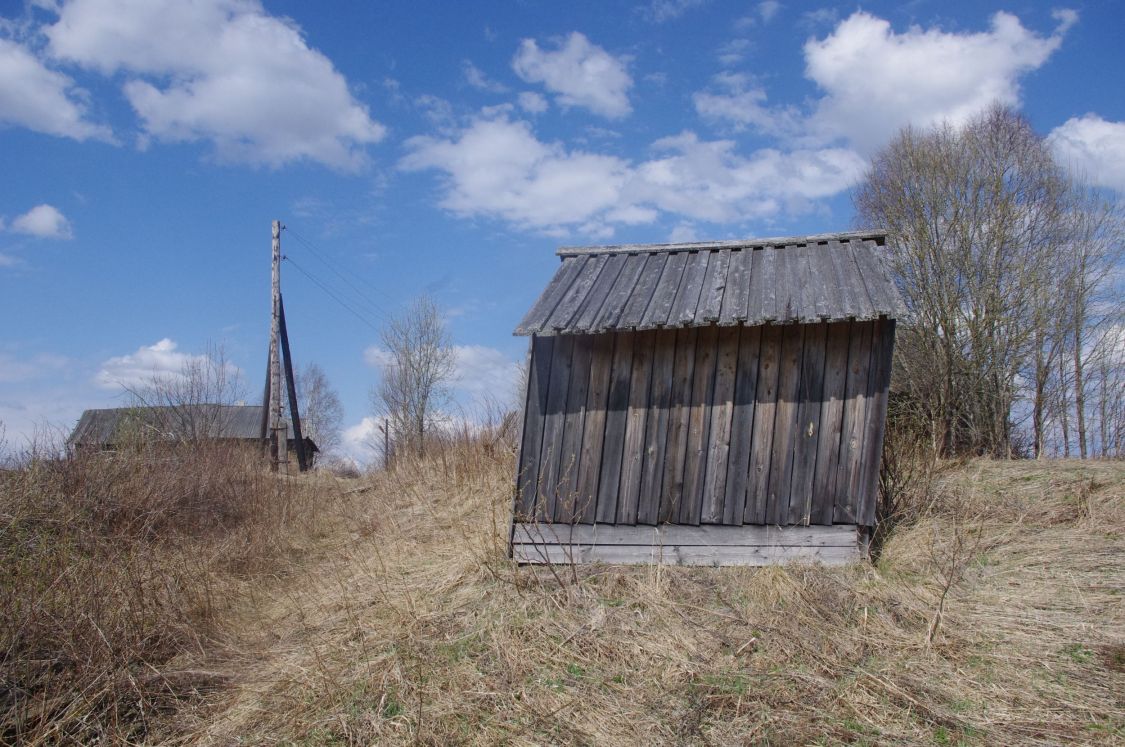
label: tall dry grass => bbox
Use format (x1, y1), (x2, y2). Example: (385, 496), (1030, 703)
(3, 427), (1122, 745)
(0, 441), (349, 744)
(176, 438), (1123, 746)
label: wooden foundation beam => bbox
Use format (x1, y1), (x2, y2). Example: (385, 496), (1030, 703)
(511, 522), (862, 566)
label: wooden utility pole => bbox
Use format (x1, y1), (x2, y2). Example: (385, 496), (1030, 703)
(381, 420), (389, 469)
(279, 296), (309, 471)
(269, 220), (288, 472)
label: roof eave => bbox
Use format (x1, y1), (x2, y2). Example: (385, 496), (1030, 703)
(556, 229), (888, 257)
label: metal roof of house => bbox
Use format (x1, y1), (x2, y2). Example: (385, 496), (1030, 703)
(514, 230), (906, 336)
(68, 404), (315, 450)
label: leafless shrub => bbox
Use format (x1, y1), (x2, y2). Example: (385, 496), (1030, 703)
(0, 433), (338, 743)
(124, 342), (245, 443)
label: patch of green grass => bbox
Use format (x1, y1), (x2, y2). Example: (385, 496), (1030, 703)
(565, 662), (586, 679)
(841, 717), (880, 736)
(698, 672), (750, 696)
(297, 727), (345, 746)
(1083, 719), (1125, 737)
(1062, 643), (1093, 664)
(439, 633), (483, 663)
(381, 693), (403, 719)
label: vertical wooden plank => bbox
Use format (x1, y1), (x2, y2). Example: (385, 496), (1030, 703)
(660, 327), (697, 523)
(833, 321), (874, 523)
(808, 243), (835, 320)
(639, 252), (689, 329)
(571, 254), (628, 333)
(702, 325), (740, 523)
(517, 336), (554, 518)
(595, 333), (634, 523)
(554, 334), (593, 523)
(616, 330), (653, 524)
(696, 250), (730, 324)
(744, 324), (780, 524)
(749, 248), (778, 323)
(516, 256), (585, 335)
(669, 252), (711, 326)
(575, 334), (614, 523)
(766, 324), (805, 525)
(538, 334), (574, 522)
(719, 249), (750, 325)
(637, 330), (676, 524)
(826, 243), (860, 319)
(546, 256), (607, 331)
(679, 325), (719, 525)
(859, 319), (896, 527)
(811, 322), (851, 525)
(723, 325), (761, 525)
(787, 323), (827, 525)
(592, 255), (647, 332)
(774, 246), (798, 323)
(617, 254), (667, 329)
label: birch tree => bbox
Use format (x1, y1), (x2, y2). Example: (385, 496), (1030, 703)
(855, 104), (1069, 457)
(371, 295), (456, 457)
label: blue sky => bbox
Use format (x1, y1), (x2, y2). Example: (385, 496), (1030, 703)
(2, 0), (1123, 462)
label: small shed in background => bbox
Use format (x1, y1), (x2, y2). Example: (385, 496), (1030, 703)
(509, 230), (904, 566)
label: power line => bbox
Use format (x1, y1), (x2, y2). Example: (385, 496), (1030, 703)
(283, 225), (394, 320)
(284, 255), (383, 334)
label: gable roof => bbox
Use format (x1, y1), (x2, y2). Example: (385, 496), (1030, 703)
(68, 404), (316, 451)
(514, 230), (906, 336)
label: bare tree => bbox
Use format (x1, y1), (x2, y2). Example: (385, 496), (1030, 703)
(1055, 185), (1123, 458)
(855, 104), (1070, 457)
(371, 295), (456, 457)
(292, 362), (344, 459)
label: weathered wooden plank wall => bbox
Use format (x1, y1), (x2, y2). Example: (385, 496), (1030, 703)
(515, 319), (893, 527)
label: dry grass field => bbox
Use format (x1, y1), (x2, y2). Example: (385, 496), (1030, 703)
(2, 439), (1122, 745)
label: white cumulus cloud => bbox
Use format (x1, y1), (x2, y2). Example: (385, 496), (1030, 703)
(463, 60), (508, 93)
(44, 0), (385, 170)
(452, 345), (521, 401)
(1049, 114), (1125, 192)
(401, 115), (631, 234)
(518, 91), (549, 114)
(0, 38), (113, 142)
(402, 113), (865, 234)
(363, 346), (394, 369)
(642, 0), (708, 24)
(802, 10), (1072, 153)
(341, 415), (383, 466)
(757, 1), (781, 23)
(693, 72), (800, 136)
(631, 132), (866, 223)
(10, 204), (73, 239)
(512, 32), (633, 119)
(95, 338), (205, 390)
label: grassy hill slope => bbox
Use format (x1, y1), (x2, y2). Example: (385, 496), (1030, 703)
(172, 451), (1123, 746)
(3, 441), (1121, 745)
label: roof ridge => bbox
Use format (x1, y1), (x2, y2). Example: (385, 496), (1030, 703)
(556, 229), (887, 257)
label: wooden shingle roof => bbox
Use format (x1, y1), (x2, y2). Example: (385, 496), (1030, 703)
(68, 404), (315, 452)
(514, 230), (905, 336)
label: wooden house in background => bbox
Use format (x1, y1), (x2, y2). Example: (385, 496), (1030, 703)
(509, 230), (905, 566)
(68, 404), (318, 464)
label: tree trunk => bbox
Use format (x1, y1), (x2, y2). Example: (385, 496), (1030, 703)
(1074, 323), (1088, 459)
(1059, 353), (1071, 458)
